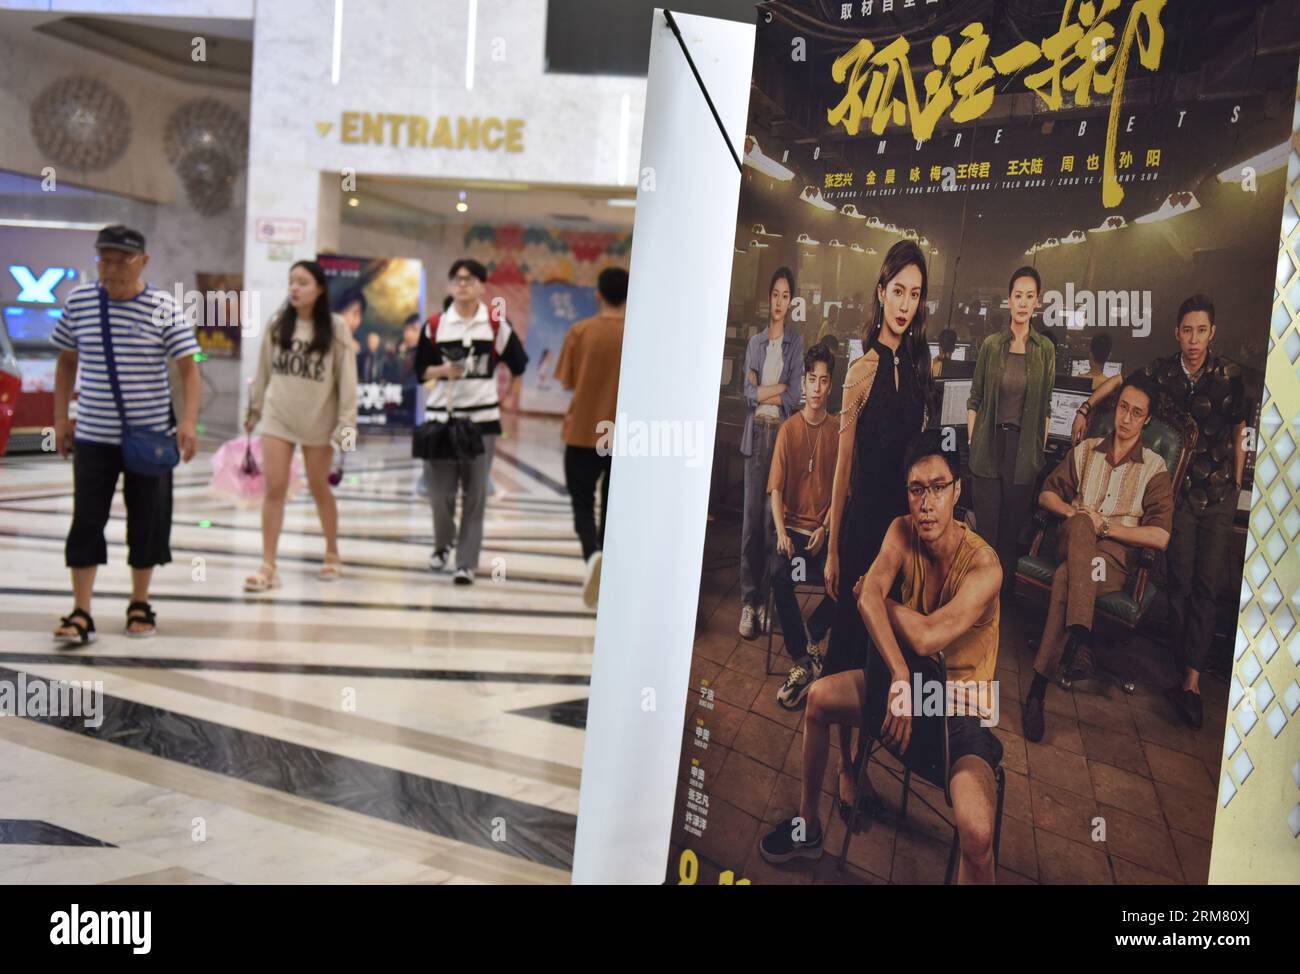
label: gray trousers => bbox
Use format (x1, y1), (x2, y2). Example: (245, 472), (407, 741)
(740, 419), (779, 606)
(426, 433), (496, 572)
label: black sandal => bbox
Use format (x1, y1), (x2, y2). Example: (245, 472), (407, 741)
(125, 601), (157, 639)
(53, 608), (96, 648)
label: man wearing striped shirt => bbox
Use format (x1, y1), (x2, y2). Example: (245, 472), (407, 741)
(50, 225), (201, 644)
(1022, 372), (1173, 742)
(414, 258), (528, 584)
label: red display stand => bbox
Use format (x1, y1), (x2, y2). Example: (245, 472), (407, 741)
(0, 368), (19, 457)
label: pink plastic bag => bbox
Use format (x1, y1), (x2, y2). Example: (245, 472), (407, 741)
(209, 435), (302, 507)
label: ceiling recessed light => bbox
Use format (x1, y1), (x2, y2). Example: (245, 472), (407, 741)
(456, 201), (469, 213)
(347, 197), (359, 207)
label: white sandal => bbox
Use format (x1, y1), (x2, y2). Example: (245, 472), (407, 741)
(244, 563), (281, 592)
(318, 553), (343, 581)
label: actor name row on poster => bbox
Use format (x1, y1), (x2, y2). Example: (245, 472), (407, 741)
(820, 147), (1165, 196)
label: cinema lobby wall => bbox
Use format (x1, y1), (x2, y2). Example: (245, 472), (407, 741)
(240, 0), (647, 413)
(0, 4), (251, 434)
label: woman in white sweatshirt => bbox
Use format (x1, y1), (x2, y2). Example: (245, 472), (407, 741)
(243, 260), (358, 591)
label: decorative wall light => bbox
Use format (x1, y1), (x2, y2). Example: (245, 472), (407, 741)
(164, 98), (249, 216)
(30, 75), (131, 171)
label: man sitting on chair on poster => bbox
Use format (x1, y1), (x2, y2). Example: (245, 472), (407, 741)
(1022, 373), (1173, 742)
(760, 430), (1004, 884)
(770, 341), (839, 709)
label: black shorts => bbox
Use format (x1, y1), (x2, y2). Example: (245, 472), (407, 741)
(66, 439), (174, 569)
(947, 715), (1003, 774)
(862, 645), (1003, 782)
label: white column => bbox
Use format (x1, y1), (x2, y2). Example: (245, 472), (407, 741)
(239, 0), (338, 413)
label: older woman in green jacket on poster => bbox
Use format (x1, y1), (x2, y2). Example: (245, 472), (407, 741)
(966, 265), (1056, 596)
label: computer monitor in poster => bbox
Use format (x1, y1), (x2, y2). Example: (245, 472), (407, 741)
(1049, 387), (1091, 439)
(1071, 359), (1122, 378)
(940, 378), (971, 429)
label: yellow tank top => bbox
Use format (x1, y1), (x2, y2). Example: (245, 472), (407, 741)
(899, 523), (1000, 715)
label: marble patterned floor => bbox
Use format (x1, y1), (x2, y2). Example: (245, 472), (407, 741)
(0, 415), (591, 884)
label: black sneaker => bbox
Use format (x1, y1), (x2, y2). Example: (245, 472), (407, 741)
(776, 652), (822, 710)
(1023, 694), (1046, 743)
(776, 659), (814, 710)
(453, 568), (475, 585)
(429, 548), (450, 572)
(758, 815), (823, 864)
(1165, 686), (1203, 730)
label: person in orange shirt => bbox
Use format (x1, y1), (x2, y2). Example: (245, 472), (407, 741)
(769, 342), (839, 709)
(555, 268), (628, 608)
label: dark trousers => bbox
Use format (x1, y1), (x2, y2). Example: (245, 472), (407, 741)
(740, 420), (779, 606)
(771, 532), (835, 660)
(66, 439), (173, 569)
(1167, 493), (1236, 674)
(971, 425), (1035, 595)
(564, 445), (612, 561)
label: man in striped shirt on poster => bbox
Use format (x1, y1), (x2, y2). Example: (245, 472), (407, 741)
(49, 225), (202, 646)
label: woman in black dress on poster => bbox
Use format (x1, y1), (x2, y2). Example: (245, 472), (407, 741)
(823, 240), (933, 810)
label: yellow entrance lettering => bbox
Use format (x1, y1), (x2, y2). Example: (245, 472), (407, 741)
(384, 113), (406, 146)
(341, 111), (362, 144)
(409, 114), (429, 147)
(361, 112), (384, 145)
(504, 118), (525, 152)
(456, 116), (480, 149)
(431, 115), (453, 148)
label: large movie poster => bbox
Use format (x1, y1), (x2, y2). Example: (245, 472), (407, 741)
(520, 282), (600, 414)
(318, 253), (425, 428)
(669, 0), (1299, 885)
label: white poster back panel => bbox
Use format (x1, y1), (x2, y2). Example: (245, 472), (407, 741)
(571, 10), (755, 885)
